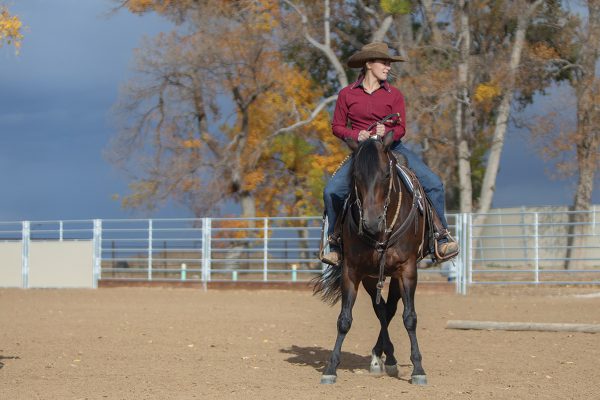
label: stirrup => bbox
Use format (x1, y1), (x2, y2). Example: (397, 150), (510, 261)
(433, 230), (459, 261)
(321, 250), (341, 266)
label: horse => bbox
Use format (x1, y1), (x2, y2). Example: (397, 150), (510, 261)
(313, 130), (430, 385)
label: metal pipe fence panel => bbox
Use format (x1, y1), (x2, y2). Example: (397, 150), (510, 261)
(1, 206), (599, 292)
(469, 207), (600, 287)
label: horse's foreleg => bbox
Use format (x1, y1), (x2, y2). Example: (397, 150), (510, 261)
(362, 277), (400, 377)
(400, 269), (427, 385)
(383, 278), (401, 376)
(321, 269), (359, 384)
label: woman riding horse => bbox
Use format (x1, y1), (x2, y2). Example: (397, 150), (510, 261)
(322, 42), (458, 266)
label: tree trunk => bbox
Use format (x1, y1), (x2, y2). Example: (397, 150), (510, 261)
(240, 193), (256, 219)
(476, 0), (544, 221)
(455, 0), (473, 213)
(564, 0), (600, 269)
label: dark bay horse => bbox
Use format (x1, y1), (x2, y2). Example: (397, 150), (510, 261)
(313, 131), (429, 385)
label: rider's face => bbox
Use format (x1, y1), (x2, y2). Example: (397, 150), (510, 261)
(367, 59), (392, 81)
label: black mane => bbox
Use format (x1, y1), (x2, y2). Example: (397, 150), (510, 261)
(352, 139), (382, 179)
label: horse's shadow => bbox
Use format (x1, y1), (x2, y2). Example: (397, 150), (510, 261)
(280, 345), (410, 374)
(280, 345), (369, 373)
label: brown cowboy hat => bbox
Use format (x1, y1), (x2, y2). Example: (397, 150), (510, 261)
(347, 42), (405, 68)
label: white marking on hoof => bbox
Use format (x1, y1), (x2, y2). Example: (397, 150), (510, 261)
(320, 375), (337, 384)
(369, 353), (384, 376)
(410, 375), (427, 385)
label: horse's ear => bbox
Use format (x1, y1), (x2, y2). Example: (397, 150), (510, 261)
(345, 138), (359, 152)
(383, 130), (394, 150)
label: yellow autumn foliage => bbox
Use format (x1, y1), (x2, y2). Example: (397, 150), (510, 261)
(0, 6), (23, 52)
(241, 170), (265, 192)
(239, 58), (344, 215)
(182, 138), (202, 149)
(474, 82), (501, 103)
(125, 0), (193, 14)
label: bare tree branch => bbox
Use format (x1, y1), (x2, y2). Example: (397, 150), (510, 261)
(283, 0), (348, 87)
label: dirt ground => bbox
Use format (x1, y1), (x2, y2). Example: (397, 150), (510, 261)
(1, 285), (599, 400)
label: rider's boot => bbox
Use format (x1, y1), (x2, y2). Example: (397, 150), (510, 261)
(321, 233), (342, 266)
(431, 209), (459, 261)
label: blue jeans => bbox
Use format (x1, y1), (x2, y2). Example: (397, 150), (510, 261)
(323, 141), (449, 238)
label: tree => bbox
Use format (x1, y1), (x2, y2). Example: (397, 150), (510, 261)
(476, 0), (545, 216)
(0, 4), (23, 52)
(517, 0), (599, 268)
(569, 1), (600, 247)
(524, 0), (600, 268)
(110, 0), (342, 218)
(283, 0), (554, 217)
(112, 0), (577, 225)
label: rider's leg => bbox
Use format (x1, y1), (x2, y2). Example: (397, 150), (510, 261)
(322, 158), (352, 265)
(391, 142), (458, 259)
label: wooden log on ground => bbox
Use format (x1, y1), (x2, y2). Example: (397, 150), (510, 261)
(446, 320), (600, 333)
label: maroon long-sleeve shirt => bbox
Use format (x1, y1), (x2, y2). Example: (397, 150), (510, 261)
(331, 77), (406, 142)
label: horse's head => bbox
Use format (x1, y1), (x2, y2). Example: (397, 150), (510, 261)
(346, 131), (396, 236)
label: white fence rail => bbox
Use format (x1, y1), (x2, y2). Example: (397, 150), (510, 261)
(1, 207), (599, 293)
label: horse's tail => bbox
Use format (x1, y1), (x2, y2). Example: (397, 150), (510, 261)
(311, 265), (343, 305)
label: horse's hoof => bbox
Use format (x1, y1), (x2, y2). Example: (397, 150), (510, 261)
(320, 375), (337, 384)
(410, 375), (428, 385)
(369, 354), (384, 376)
(384, 363), (399, 377)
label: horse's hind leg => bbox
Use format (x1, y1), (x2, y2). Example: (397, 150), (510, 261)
(399, 268), (427, 385)
(321, 269), (359, 384)
(362, 277), (400, 377)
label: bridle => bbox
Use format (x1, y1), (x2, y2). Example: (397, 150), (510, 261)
(350, 138), (421, 304)
(353, 150), (402, 237)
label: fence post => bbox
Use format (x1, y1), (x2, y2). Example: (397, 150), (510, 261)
(201, 218), (211, 290)
(92, 219), (102, 288)
(534, 212), (539, 284)
(148, 219), (153, 281)
(454, 213), (463, 294)
(21, 221), (30, 289)
(468, 213), (473, 286)
(263, 217), (269, 282)
(59, 220), (64, 242)
(457, 213), (469, 295)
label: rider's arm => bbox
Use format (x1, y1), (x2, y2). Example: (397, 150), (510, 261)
(332, 89), (360, 141)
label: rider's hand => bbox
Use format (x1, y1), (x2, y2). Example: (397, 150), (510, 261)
(357, 130), (371, 142)
(375, 123), (385, 137)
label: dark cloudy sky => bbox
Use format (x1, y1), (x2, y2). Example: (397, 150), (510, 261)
(0, 0), (597, 222)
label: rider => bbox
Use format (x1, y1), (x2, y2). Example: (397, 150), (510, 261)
(321, 42), (459, 266)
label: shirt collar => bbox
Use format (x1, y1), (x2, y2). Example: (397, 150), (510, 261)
(351, 76), (391, 92)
